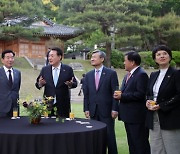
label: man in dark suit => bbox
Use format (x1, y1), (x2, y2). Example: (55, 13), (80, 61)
(0, 50), (21, 117)
(114, 51), (150, 154)
(84, 50), (119, 154)
(35, 47), (77, 118)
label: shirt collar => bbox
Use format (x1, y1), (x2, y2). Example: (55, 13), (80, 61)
(52, 63), (61, 70)
(130, 66), (139, 75)
(95, 65), (103, 73)
(3, 66), (13, 72)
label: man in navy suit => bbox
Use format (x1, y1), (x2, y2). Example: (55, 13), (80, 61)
(35, 47), (77, 118)
(84, 50), (119, 154)
(0, 50), (21, 117)
(114, 51), (150, 154)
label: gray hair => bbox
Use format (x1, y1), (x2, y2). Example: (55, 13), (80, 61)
(92, 50), (106, 59)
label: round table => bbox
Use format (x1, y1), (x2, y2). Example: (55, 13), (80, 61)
(0, 117), (107, 154)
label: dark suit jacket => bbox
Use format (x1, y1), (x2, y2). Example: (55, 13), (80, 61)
(83, 67), (119, 118)
(0, 67), (21, 114)
(146, 67), (180, 130)
(119, 67), (149, 123)
(35, 63), (77, 117)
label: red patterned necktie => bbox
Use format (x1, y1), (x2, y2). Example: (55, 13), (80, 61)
(95, 70), (100, 90)
(126, 72), (131, 84)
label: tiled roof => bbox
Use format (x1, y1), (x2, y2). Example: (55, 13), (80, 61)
(30, 23), (83, 38)
(0, 17), (83, 39)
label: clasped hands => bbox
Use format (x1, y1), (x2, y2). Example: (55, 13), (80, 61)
(146, 100), (160, 111)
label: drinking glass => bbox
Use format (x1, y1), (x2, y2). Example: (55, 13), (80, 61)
(13, 107), (18, 118)
(114, 86), (121, 95)
(69, 112), (75, 120)
(147, 96), (156, 109)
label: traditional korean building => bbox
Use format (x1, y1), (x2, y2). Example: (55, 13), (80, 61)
(0, 18), (83, 58)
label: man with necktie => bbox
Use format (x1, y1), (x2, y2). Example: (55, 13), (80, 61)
(35, 47), (77, 118)
(0, 50), (21, 117)
(83, 50), (119, 154)
(114, 51), (150, 154)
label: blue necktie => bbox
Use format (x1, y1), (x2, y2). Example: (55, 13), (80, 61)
(53, 68), (58, 86)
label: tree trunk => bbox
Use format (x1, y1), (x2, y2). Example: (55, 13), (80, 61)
(105, 42), (111, 68)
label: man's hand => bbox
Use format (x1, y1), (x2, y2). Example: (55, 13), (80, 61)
(65, 77), (74, 88)
(111, 111), (118, 119)
(113, 91), (122, 100)
(84, 111), (90, 119)
(38, 76), (46, 87)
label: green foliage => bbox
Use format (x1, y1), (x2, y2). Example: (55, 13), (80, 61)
(172, 51), (180, 67)
(0, 26), (43, 41)
(111, 50), (124, 68)
(139, 51), (156, 68)
(153, 12), (180, 50)
(148, 0), (180, 16)
(0, 0), (44, 21)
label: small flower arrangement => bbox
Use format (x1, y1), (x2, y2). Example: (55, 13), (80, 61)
(20, 96), (57, 124)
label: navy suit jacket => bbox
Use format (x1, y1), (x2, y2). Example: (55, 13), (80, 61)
(146, 67), (180, 130)
(0, 67), (21, 114)
(83, 67), (119, 118)
(35, 63), (77, 117)
(119, 67), (149, 123)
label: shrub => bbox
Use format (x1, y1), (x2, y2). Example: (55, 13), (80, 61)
(111, 49), (124, 68)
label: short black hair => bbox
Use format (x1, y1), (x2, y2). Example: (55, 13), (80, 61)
(152, 45), (172, 60)
(125, 51), (141, 66)
(1, 49), (15, 59)
(92, 50), (106, 59)
(51, 47), (63, 59)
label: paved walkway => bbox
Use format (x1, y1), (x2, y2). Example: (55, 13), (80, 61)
(70, 83), (83, 104)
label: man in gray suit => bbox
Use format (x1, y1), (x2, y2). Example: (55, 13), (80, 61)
(84, 50), (119, 154)
(0, 50), (21, 117)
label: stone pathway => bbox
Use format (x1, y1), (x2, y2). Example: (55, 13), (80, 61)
(70, 83), (83, 104)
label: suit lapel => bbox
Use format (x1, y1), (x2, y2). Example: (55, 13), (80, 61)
(97, 67), (106, 91)
(90, 70), (96, 91)
(149, 71), (159, 96)
(121, 67), (140, 91)
(47, 65), (54, 87)
(121, 75), (127, 92)
(158, 67), (173, 97)
(12, 69), (17, 87)
(58, 64), (67, 86)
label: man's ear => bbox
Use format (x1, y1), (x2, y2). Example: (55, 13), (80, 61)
(101, 57), (104, 63)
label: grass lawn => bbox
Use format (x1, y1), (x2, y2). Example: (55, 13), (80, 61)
(1, 58), (155, 154)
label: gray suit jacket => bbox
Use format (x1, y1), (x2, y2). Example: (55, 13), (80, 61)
(0, 67), (21, 114)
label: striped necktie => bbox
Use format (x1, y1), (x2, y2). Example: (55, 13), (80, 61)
(95, 70), (100, 90)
